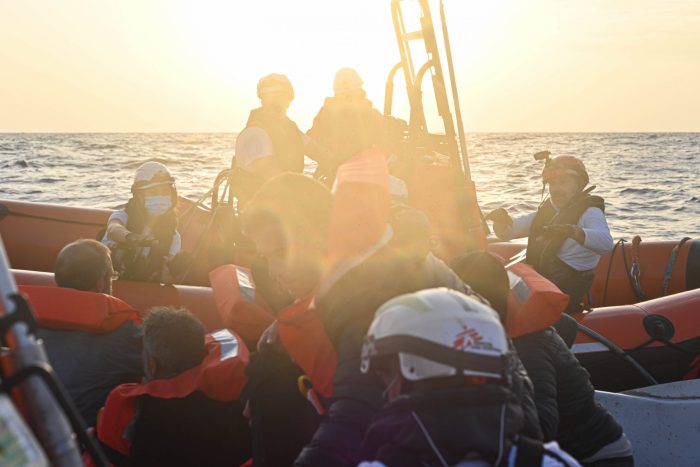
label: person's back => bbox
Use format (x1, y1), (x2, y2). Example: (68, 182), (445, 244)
(97, 307), (250, 466)
(451, 251), (633, 467)
(37, 239), (142, 425)
(129, 391), (250, 466)
(39, 321), (142, 425)
(359, 289), (580, 467)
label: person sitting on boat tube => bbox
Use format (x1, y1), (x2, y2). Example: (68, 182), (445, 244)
(238, 73), (332, 178)
(101, 161), (189, 283)
(452, 251), (634, 467)
(32, 239), (143, 426)
(487, 153), (613, 314)
(358, 288), (581, 467)
(96, 307), (251, 466)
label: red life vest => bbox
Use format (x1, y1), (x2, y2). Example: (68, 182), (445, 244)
(17, 285), (141, 333)
(209, 264), (337, 396)
(277, 296), (337, 398)
(329, 147), (390, 264)
(505, 262), (569, 337)
(209, 264), (275, 344)
(97, 329), (249, 456)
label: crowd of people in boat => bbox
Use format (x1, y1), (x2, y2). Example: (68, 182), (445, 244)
(31, 68), (634, 467)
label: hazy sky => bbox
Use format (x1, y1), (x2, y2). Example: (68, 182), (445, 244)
(1, 0), (699, 132)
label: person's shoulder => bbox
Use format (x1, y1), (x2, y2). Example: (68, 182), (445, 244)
(108, 209), (128, 223)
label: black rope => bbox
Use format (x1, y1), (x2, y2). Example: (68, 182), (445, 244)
(0, 364), (109, 467)
(619, 240), (646, 301)
(601, 239), (626, 306)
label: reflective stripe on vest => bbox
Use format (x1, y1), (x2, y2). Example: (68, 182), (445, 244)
(96, 329), (249, 456)
(277, 296), (337, 398)
(17, 284), (141, 333)
(209, 264), (275, 344)
(505, 263), (569, 337)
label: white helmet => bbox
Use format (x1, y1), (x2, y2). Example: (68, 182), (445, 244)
(361, 288), (509, 381)
(234, 127), (275, 171)
(132, 161), (175, 192)
(333, 67), (364, 96)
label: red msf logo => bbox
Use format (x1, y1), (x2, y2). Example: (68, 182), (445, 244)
(453, 326), (484, 350)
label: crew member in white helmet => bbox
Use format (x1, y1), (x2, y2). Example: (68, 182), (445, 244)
(308, 67), (407, 184)
(101, 162), (188, 282)
(236, 73), (332, 179)
(358, 288), (581, 467)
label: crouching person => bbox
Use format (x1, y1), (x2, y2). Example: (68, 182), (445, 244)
(359, 288), (580, 467)
(96, 307), (251, 466)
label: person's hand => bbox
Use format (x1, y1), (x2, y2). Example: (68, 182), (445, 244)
(486, 208), (512, 238)
(486, 208), (512, 226)
(540, 224), (585, 244)
(125, 232), (157, 247)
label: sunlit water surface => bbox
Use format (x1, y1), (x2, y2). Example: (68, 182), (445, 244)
(1, 132), (697, 240)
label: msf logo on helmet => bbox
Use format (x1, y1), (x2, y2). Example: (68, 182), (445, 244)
(452, 325), (484, 350)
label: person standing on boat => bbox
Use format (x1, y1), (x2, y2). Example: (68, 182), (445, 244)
(101, 161), (189, 283)
(488, 154), (614, 314)
(237, 73), (332, 177)
(307, 67), (407, 183)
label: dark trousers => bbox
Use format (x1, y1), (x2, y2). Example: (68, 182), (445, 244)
(542, 259), (595, 315)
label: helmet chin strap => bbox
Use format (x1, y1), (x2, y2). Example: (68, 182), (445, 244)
(382, 373), (402, 402)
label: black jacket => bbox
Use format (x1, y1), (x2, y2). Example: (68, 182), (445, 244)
(126, 393), (251, 467)
(295, 246), (542, 466)
(513, 328), (626, 460)
(360, 386), (525, 467)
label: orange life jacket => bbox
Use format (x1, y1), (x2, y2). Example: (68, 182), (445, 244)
(96, 329), (249, 456)
(505, 262), (569, 337)
(277, 296), (337, 398)
(209, 264), (337, 396)
(17, 284), (141, 333)
(209, 264), (275, 344)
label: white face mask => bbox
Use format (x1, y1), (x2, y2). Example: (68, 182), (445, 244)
(144, 195), (172, 216)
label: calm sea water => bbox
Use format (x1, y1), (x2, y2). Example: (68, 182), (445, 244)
(0, 133), (698, 241)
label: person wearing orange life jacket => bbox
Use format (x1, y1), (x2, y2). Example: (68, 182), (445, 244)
(241, 159), (530, 465)
(488, 154), (613, 314)
(96, 307), (251, 467)
(101, 161), (190, 283)
(32, 239), (143, 426)
(239, 174), (337, 467)
(452, 251), (633, 467)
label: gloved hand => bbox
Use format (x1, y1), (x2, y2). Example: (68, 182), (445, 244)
(486, 208), (512, 238)
(540, 224), (585, 244)
(125, 232), (157, 247)
(485, 208), (512, 226)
